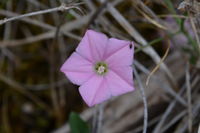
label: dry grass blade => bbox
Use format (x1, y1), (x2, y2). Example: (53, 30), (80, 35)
(146, 40), (170, 85)
(135, 59), (187, 106)
(135, 6), (167, 30)
(0, 14), (92, 47)
(0, 74), (51, 112)
(105, 2), (177, 89)
(162, 98), (200, 133)
(157, 14), (188, 19)
(153, 84), (186, 133)
(160, 110), (187, 133)
(0, 32), (54, 47)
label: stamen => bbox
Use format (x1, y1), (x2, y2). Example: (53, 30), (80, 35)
(97, 65), (106, 74)
(94, 62), (108, 75)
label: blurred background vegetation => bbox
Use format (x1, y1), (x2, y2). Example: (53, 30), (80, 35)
(0, 0), (200, 133)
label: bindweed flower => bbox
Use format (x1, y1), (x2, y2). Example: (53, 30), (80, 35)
(60, 30), (135, 107)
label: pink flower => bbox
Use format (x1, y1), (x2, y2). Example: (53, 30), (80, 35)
(60, 30), (135, 107)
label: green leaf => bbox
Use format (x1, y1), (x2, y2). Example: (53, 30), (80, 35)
(69, 112), (90, 133)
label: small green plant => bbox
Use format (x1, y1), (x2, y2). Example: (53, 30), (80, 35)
(69, 112), (90, 133)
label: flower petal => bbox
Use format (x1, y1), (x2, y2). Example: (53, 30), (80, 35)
(76, 30), (108, 62)
(60, 52), (94, 85)
(79, 76), (111, 107)
(105, 70), (135, 96)
(110, 66), (133, 86)
(103, 38), (131, 59)
(105, 40), (133, 67)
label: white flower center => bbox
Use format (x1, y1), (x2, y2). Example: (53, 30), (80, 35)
(97, 65), (106, 74)
(94, 62), (108, 75)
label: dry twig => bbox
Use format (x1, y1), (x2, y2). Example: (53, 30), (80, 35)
(0, 3), (82, 25)
(0, 74), (51, 112)
(186, 62), (193, 133)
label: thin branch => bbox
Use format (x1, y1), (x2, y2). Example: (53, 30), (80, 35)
(134, 60), (187, 106)
(92, 105), (98, 133)
(153, 69), (199, 133)
(0, 10), (55, 29)
(2, 93), (12, 133)
(161, 110), (187, 133)
(92, 103), (105, 133)
(152, 86), (186, 133)
(0, 9), (83, 40)
(128, 115), (161, 133)
(0, 14), (90, 48)
(175, 98), (200, 133)
(133, 66), (148, 133)
(0, 3), (83, 25)
(50, 0), (67, 109)
(186, 62), (193, 133)
(0, 32), (54, 47)
(162, 99), (200, 133)
(0, 73), (51, 112)
(49, 20), (63, 125)
(96, 104), (105, 133)
(85, 0), (108, 30)
(23, 79), (67, 91)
